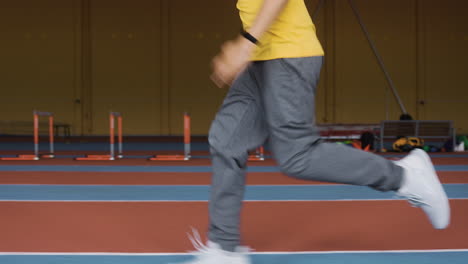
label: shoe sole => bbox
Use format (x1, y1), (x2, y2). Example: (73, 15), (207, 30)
(413, 149), (451, 229)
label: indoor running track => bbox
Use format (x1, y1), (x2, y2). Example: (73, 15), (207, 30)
(0, 155), (468, 264)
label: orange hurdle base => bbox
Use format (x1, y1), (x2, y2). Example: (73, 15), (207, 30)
(248, 155), (265, 161)
(75, 155), (122, 161)
(0, 155), (39, 161)
(149, 155), (190, 161)
(0, 154), (55, 161)
(39, 153), (55, 159)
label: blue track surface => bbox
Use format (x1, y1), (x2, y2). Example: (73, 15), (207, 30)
(0, 184), (466, 201)
(1, 164), (468, 172)
(1, 251), (468, 264)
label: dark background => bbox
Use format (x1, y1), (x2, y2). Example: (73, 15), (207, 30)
(0, 0), (467, 136)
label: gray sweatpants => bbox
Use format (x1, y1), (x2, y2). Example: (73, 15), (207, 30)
(207, 56), (403, 251)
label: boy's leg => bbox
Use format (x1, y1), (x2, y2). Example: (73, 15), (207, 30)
(257, 56), (403, 191)
(208, 65), (268, 252)
(254, 56), (448, 229)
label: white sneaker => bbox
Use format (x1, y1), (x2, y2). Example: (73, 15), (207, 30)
(175, 229), (251, 264)
(395, 149), (450, 229)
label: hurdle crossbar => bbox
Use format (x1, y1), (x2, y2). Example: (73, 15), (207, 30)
(150, 113), (191, 161)
(0, 110), (55, 161)
(75, 112), (123, 161)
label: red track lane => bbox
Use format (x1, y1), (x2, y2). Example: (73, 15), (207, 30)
(0, 200), (467, 253)
(429, 157), (468, 165)
(0, 171), (466, 185)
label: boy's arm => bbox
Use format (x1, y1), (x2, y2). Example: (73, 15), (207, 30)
(211, 0), (289, 88)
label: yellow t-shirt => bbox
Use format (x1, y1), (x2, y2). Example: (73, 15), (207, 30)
(237, 0), (324, 61)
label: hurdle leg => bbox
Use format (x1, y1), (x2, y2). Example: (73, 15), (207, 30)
(109, 113), (115, 160)
(150, 113), (191, 161)
(40, 115), (55, 159)
(49, 115), (54, 156)
(0, 110), (53, 161)
(184, 113), (191, 160)
(248, 146), (265, 161)
(75, 112), (122, 161)
(34, 112), (39, 160)
(117, 115), (123, 159)
(258, 146), (265, 160)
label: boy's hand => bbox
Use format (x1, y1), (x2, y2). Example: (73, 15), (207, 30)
(211, 36), (255, 88)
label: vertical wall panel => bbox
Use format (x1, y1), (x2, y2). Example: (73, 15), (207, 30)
(159, 0), (170, 135)
(333, 0), (417, 123)
(168, 0), (239, 135)
(90, 0), (161, 135)
(1, 0), (467, 135)
(420, 0), (468, 133)
(0, 0), (78, 134)
(305, 0), (328, 124)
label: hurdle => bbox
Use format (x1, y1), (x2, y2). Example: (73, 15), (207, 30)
(75, 112), (123, 161)
(149, 113), (191, 161)
(248, 146), (265, 161)
(0, 110), (55, 161)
